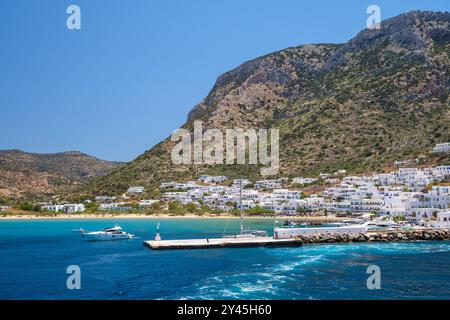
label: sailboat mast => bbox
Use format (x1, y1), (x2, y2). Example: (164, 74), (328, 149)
(240, 178), (243, 234)
(240, 178), (243, 213)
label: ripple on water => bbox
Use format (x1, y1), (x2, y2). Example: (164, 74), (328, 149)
(164, 241), (450, 300)
(3, 218), (450, 300)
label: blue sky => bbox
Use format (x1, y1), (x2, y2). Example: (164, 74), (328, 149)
(0, 0), (448, 161)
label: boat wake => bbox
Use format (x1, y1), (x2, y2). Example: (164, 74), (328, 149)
(163, 241), (450, 300)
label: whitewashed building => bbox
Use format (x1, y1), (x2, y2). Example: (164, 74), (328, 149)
(432, 166), (450, 177)
(160, 182), (178, 189)
(394, 160), (408, 166)
(99, 202), (132, 211)
(292, 177), (317, 185)
(261, 201), (298, 215)
(382, 188), (414, 215)
(127, 186), (145, 194)
(409, 186), (450, 210)
(138, 200), (160, 207)
(349, 198), (383, 212)
(272, 189), (301, 200)
(232, 179), (251, 187)
(42, 204), (85, 213)
(432, 211), (450, 229)
(408, 207), (437, 223)
(65, 204), (86, 214)
(95, 196), (117, 202)
(162, 192), (193, 204)
(319, 173), (331, 179)
(255, 180), (282, 189)
(432, 143), (450, 153)
(237, 199), (257, 210)
(199, 175), (227, 184)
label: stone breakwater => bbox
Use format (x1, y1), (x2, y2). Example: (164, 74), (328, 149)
(296, 229), (450, 244)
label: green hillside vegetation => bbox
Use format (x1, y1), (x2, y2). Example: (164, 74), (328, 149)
(79, 11), (450, 198)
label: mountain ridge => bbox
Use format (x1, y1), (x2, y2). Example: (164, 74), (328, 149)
(77, 10), (450, 197)
(0, 149), (123, 199)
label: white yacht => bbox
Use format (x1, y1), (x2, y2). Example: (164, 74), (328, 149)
(366, 216), (398, 231)
(82, 225), (135, 241)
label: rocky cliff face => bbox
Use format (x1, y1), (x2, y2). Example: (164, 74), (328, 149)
(188, 43), (340, 129)
(85, 11), (450, 196)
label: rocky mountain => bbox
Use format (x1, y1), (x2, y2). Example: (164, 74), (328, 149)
(85, 11), (450, 197)
(0, 150), (123, 199)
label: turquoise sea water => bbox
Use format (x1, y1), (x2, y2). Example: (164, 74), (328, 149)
(0, 218), (449, 300)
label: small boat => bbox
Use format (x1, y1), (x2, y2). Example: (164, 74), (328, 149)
(283, 220), (307, 227)
(226, 228), (268, 239)
(73, 228), (86, 233)
(82, 225), (135, 241)
(223, 217), (267, 239)
(327, 222), (347, 227)
(342, 219), (364, 225)
(222, 181), (268, 239)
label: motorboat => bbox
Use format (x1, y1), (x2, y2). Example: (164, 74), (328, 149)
(283, 220), (307, 227)
(366, 217), (398, 231)
(342, 219), (364, 224)
(327, 222), (348, 227)
(82, 225), (135, 240)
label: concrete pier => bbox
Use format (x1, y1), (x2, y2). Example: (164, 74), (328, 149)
(144, 237), (302, 250)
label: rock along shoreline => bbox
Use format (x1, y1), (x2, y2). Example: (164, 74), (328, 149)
(296, 229), (450, 244)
